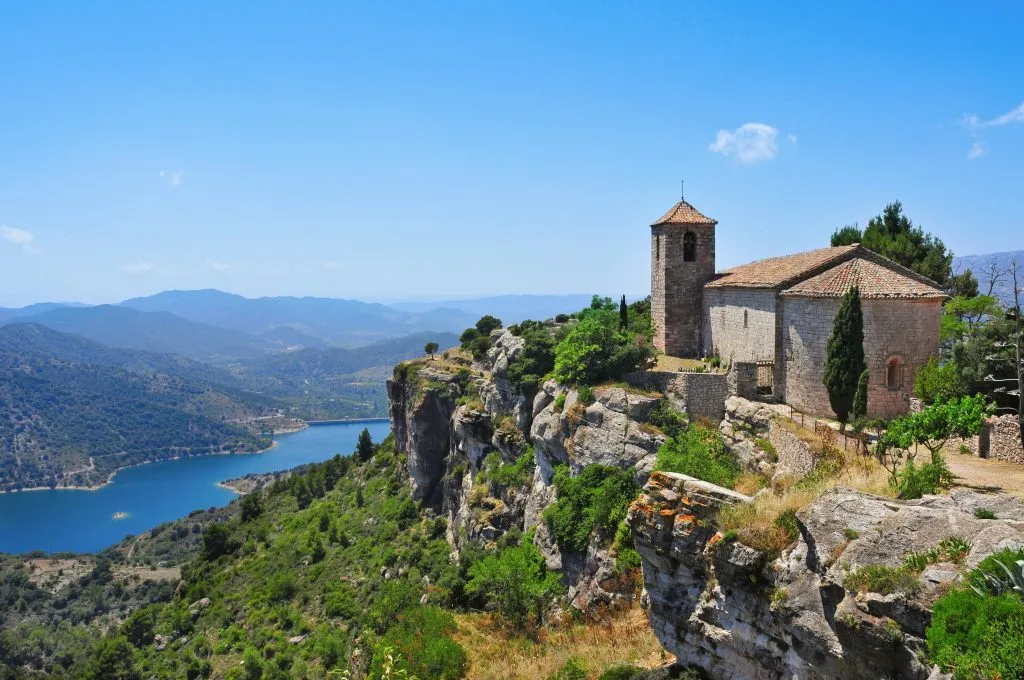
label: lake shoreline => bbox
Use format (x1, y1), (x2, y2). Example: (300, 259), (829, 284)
(0, 440), (283, 495)
(0, 417), (392, 495)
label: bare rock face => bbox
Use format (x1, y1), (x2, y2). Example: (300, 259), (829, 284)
(530, 382), (664, 486)
(629, 473), (1024, 680)
(387, 369), (459, 506)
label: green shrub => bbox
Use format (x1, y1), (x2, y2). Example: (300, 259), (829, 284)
(843, 528), (860, 540)
(897, 452), (955, 499)
(655, 425), (739, 488)
(372, 606), (467, 680)
(974, 508), (997, 520)
(598, 665), (645, 680)
(844, 564), (919, 595)
(773, 509), (800, 544)
(479, 450), (535, 491)
(553, 393), (567, 412)
(465, 541), (561, 631)
(543, 465), (639, 552)
(548, 657), (588, 680)
(753, 437), (777, 461)
(904, 537), (973, 574)
(506, 322), (558, 396)
(648, 399), (687, 438)
(927, 589), (1024, 679)
(577, 385), (595, 405)
(552, 304), (653, 386)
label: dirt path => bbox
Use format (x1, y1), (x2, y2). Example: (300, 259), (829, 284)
(946, 451), (1024, 497)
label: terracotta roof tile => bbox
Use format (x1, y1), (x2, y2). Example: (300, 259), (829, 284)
(652, 200), (717, 226)
(704, 245), (858, 289)
(780, 257), (946, 299)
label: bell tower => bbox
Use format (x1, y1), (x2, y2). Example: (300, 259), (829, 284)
(650, 194), (717, 357)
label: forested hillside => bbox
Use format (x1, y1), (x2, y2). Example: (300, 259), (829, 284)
(0, 328), (277, 492)
(0, 435), (665, 679)
(233, 332), (459, 420)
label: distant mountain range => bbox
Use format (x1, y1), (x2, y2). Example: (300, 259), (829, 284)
(0, 290), (603, 363)
(954, 250), (1024, 306)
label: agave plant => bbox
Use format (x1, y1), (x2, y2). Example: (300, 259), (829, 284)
(969, 556), (1024, 599)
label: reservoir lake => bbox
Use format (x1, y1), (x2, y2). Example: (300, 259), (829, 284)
(0, 421), (391, 555)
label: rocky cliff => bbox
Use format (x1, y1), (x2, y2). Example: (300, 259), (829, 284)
(387, 329), (671, 610)
(629, 472), (1024, 680)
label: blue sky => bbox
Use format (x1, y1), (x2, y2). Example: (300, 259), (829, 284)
(1, 2), (1022, 307)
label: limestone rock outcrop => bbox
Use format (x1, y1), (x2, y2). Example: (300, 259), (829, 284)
(629, 472), (1024, 680)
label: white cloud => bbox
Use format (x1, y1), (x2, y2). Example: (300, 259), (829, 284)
(708, 123), (780, 163)
(324, 261), (345, 271)
(206, 259), (231, 272)
(0, 226), (38, 252)
(120, 261), (156, 275)
(987, 102), (1024, 127)
(160, 170), (184, 188)
(787, 133), (798, 144)
(967, 142), (987, 159)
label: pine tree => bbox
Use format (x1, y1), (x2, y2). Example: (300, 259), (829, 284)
(356, 428), (374, 462)
(823, 286), (866, 429)
(619, 295), (628, 331)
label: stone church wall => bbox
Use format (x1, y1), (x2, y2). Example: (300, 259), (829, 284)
(781, 296), (941, 419)
(702, 288), (777, 362)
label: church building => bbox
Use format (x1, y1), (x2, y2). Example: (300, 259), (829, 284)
(650, 198), (945, 419)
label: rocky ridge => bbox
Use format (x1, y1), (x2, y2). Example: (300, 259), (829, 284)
(629, 472), (1024, 680)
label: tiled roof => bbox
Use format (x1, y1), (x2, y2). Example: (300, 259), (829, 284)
(780, 257), (946, 299)
(652, 200), (717, 226)
(704, 245), (859, 289)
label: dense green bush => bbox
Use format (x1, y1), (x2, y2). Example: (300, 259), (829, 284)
(648, 399), (687, 438)
(478, 450), (536, 491)
(914, 357), (968, 405)
(927, 589), (1024, 679)
(654, 425), (739, 488)
(465, 539), (561, 631)
(506, 321), (559, 396)
(551, 297), (653, 386)
(372, 605), (467, 679)
(896, 452), (955, 499)
(543, 465), (639, 552)
(548, 657), (588, 680)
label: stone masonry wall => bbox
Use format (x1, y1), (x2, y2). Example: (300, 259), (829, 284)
(702, 287), (777, 362)
(626, 369), (730, 422)
(781, 296), (941, 419)
(651, 223), (715, 357)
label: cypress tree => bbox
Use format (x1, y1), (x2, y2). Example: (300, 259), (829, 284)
(852, 369), (870, 422)
(823, 286), (866, 428)
(619, 295), (628, 331)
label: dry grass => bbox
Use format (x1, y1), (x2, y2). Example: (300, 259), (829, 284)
(596, 382), (664, 399)
(453, 606), (671, 680)
(734, 473), (767, 496)
(653, 355), (726, 373)
(719, 444), (893, 550)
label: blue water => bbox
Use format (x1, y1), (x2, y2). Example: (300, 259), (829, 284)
(0, 421), (391, 555)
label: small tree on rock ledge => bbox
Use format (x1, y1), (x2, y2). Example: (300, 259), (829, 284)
(424, 341), (439, 360)
(823, 286), (866, 431)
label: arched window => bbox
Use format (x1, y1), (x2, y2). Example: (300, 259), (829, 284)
(885, 355), (905, 390)
(656, 235), (661, 261)
(683, 231), (696, 262)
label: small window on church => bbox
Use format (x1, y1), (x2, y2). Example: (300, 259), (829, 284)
(886, 356), (905, 390)
(656, 235), (660, 261)
(743, 310), (748, 328)
(683, 232), (696, 262)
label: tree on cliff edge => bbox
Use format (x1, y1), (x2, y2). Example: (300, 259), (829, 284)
(619, 295), (628, 330)
(824, 286), (866, 430)
(356, 428), (374, 462)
